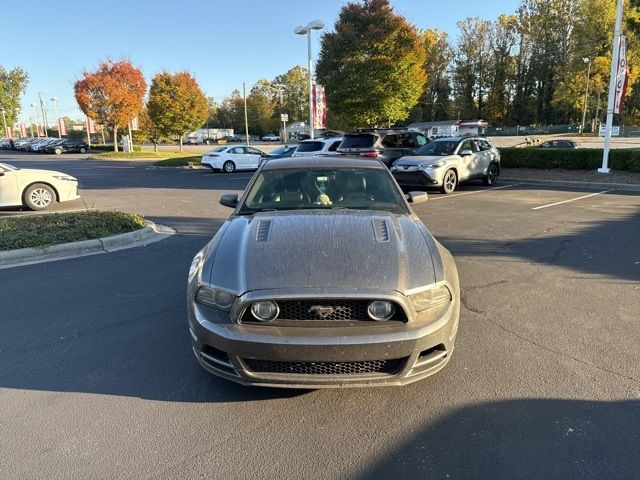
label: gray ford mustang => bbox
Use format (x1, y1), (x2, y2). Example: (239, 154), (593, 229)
(187, 156), (460, 388)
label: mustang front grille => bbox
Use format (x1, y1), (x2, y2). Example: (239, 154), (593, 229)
(243, 358), (407, 376)
(240, 300), (406, 322)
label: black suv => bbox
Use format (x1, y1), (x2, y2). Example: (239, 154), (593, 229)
(336, 129), (429, 167)
(45, 139), (89, 154)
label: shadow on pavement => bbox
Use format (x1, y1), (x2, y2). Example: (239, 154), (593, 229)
(357, 398), (640, 479)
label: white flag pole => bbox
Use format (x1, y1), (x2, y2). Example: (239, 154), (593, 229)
(600, 0), (624, 174)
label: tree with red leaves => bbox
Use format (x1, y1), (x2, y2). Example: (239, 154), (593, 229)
(74, 60), (146, 151)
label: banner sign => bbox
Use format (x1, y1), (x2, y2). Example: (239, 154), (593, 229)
(5, 126), (12, 138)
(20, 124), (27, 137)
(58, 118), (67, 136)
(599, 125), (621, 136)
(87, 116), (97, 134)
(614, 36), (629, 114)
(312, 84), (326, 130)
(129, 116), (139, 131)
(37, 125), (44, 137)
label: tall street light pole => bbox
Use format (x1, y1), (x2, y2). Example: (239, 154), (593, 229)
(38, 92), (49, 137)
(30, 103), (39, 136)
(294, 20), (324, 140)
(51, 96), (61, 138)
(580, 58), (591, 135)
(600, 0), (624, 174)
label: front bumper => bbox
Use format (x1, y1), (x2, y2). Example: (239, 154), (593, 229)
(392, 168), (443, 187)
(187, 288), (459, 388)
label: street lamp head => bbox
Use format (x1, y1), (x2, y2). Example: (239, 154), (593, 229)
(308, 20), (324, 30)
(51, 96), (58, 101)
(294, 25), (308, 35)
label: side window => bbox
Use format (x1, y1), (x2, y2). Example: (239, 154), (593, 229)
(381, 134), (398, 148)
(416, 134), (427, 146)
(230, 147), (244, 154)
(328, 141), (341, 152)
(246, 147), (262, 155)
(472, 140), (482, 152)
(459, 140), (473, 153)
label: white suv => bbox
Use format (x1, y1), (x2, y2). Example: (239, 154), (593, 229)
(292, 137), (343, 157)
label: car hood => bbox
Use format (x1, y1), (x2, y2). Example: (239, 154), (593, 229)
(204, 210), (437, 294)
(14, 168), (75, 179)
(394, 155), (455, 167)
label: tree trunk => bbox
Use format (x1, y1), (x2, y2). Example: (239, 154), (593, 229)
(113, 127), (118, 152)
(179, 135), (183, 152)
(153, 141), (158, 153)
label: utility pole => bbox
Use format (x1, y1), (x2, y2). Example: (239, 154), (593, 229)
(38, 92), (49, 137)
(243, 82), (249, 146)
(600, 0), (624, 174)
(580, 58), (591, 134)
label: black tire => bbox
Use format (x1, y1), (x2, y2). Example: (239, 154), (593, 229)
(79, 147), (86, 154)
(483, 162), (499, 186)
(440, 169), (457, 194)
(54, 148), (62, 155)
(24, 183), (56, 211)
(223, 161), (236, 173)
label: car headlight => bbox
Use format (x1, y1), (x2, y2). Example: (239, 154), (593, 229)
(250, 301), (279, 321)
(195, 285), (236, 311)
(188, 251), (204, 280)
(54, 175), (77, 181)
(367, 300), (396, 321)
(410, 285), (452, 311)
(390, 164), (398, 171)
(421, 161), (446, 169)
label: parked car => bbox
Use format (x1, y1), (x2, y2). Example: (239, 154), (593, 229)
(187, 155), (460, 388)
(0, 162), (80, 210)
(291, 137), (343, 156)
(31, 138), (60, 152)
(201, 145), (266, 173)
(262, 134), (281, 142)
(336, 129), (429, 167)
(538, 139), (581, 149)
(390, 136), (501, 194)
(261, 144), (297, 160)
(45, 139), (89, 154)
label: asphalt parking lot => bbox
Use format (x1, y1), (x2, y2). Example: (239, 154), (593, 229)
(1, 152), (639, 479)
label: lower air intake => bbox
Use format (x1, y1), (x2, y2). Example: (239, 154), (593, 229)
(243, 358), (406, 376)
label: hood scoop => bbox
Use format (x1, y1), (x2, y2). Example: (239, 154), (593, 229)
(255, 219), (273, 242)
(371, 218), (390, 242)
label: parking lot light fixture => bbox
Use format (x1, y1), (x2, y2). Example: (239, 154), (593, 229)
(51, 96), (61, 138)
(294, 20), (324, 140)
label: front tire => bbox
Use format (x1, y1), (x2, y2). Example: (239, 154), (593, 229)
(79, 147), (86, 154)
(483, 163), (499, 186)
(223, 161), (236, 173)
(440, 169), (458, 194)
(54, 148), (62, 155)
(24, 183), (56, 210)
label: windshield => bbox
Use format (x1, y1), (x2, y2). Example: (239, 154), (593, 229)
(296, 141), (324, 153)
(238, 167), (408, 215)
(208, 146), (227, 153)
(269, 145), (295, 155)
(0, 163), (19, 171)
(339, 134), (376, 149)
(413, 140), (459, 156)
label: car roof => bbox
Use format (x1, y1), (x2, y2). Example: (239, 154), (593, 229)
(299, 136), (343, 143)
(261, 155), (386, 170)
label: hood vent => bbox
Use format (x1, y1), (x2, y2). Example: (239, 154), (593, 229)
(255, 220), (272, 242)
(371, 219), (390, 242)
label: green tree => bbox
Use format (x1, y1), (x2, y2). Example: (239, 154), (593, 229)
(274, 66), (309, 123)
(147, 71), (208, 151)
(316, 0), (426, 128)
(247, 80), (278, 135)
(134, 107), (164, 151)
(485, 15), (518, 125)
(0, 67), (29, 128)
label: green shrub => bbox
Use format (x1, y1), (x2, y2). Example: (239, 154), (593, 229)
(0, 211), (146, 251)
(90, 144), (142, 152)
(500, 147), (640, 172)
(133, 145), (142, 152)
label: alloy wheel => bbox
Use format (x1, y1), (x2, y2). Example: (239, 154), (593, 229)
(30, 188), (52, 208)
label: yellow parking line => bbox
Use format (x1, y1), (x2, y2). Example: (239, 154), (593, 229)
(532, 189), (614, 210)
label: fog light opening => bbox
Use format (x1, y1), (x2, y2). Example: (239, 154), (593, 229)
(367, 301), (395, 321)
(250, 301), (279, 321)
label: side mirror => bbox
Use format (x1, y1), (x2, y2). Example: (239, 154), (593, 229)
(219, 193), (238, 208)
(459, 149), (473, 157)
(406, 191), (428, 205)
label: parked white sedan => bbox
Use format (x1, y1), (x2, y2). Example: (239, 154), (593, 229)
(0, 162), (80, 210)
(201, 145), (266, 173)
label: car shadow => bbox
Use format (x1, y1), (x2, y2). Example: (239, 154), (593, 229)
(356, 398), (640, 479)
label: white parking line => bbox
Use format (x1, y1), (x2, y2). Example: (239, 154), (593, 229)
(532, 189), (614, 210)
(429, 183), (523, 201)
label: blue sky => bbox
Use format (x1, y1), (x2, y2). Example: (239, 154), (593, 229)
(4, 0), (516, 122)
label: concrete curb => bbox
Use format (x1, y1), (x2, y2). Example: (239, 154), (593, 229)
(146, 165), (205, 170)
(501, 177), (640, 192)
(0, 221), (175, 270)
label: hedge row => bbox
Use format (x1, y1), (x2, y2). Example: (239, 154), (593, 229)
(500, 147), (640, 172)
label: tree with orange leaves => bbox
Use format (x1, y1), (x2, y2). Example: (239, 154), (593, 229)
(74, 60), (146, 151)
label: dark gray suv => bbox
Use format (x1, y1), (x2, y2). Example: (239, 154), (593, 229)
(336, 129), (429, 167)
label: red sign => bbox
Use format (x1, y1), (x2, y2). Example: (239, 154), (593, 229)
(37, 125), (44, 137)
(614, 36), (629, 114)
(20, 124), (27, 137)
(129, 116), (139, 131)
(5, 127), (12, 138)
(58, 118), (67, 136)
(87, 116), (97, 134)
(312, 84), (327, 130)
